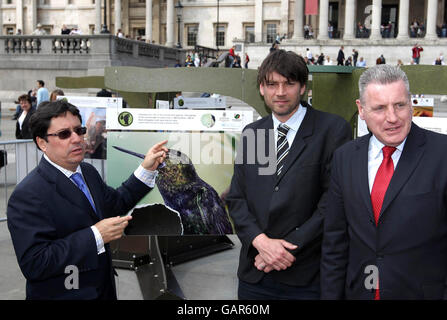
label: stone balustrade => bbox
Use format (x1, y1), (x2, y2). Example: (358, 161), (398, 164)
(0, 34), (185, 109)
(0, 34), (183, 62)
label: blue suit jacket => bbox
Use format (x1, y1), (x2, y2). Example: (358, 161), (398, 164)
(7, 156), (152, 299)
(321, 123), (447, 299)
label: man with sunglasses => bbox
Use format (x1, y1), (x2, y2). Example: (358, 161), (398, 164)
(7, 100), (168, 300)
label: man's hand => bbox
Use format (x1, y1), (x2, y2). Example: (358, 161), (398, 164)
(141, 140), (169, 171)
(252, 233), (297, 271)
(254, 254), (274, 273)
(94, 215), (132, 244)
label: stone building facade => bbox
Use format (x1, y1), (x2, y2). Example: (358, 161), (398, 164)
(1, 0), (447, 49)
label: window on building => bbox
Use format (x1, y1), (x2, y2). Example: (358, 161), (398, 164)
(6, 0), (13, 4)
(41, 0), (50, 5)
(216, 25), (225, 47)
(6, 27), (14, 35)
(244, 25), (255, 43)
(67, 0), (73, 4)
(187, 25), (198, 46)
(266, 23), (277, 43)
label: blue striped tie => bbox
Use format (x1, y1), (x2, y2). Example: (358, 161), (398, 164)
(276, 124), (290, 176)
(71, 172), (97, 215)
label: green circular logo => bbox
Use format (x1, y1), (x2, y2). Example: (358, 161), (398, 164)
(201, 114), (216, 128)
(118, 112), (133, 126)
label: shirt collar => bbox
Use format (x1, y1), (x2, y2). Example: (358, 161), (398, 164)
(272, 103), (307, 132)
(43, 154), (82, 178)
(369, 134), (406, 160)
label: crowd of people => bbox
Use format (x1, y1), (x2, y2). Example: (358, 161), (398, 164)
(299, 46), (366, 68)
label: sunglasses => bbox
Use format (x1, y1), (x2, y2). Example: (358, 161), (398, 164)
(45, 126), (87, 140)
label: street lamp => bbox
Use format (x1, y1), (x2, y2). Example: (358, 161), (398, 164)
(175, 0), (183, 48)
(100, 0), (110, 33)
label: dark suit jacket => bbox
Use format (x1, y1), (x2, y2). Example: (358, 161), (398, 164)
(227, 102), (352, 286)
(15, 109), (35, 139)
(321, 123), (447, 299)
(7, 156), (152, 299)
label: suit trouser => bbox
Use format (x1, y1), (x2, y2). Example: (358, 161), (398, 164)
(238, 274), (320, 300)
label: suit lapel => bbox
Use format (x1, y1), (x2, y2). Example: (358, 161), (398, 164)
(354, 134), (375, 221)
(275, 105), (313, 184)
(378, 123), (426, 223)
(80, 163), (104, 220)
(38, 157), (100, 222)
(258, 116), (276, 185)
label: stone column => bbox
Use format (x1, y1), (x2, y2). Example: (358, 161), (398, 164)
(0, 4), (3, 35)
(425, 0), (438, 39)
(293, 0), (304, 41)
(255, 0), (263, 42)
(343, 0), (355, 39)
(29, 0), (37, 31)
(95, 0), (101, 34)
(16, 0), (23, 33)
(166, 0), (174, 47)
(115, 0), (121, 33)
(146, 0), (153, 42)
(317, 0), (329, 40)
(280, 0), (288, 37)
(370, 0), (382, 40)
(397, 0), (409, 39)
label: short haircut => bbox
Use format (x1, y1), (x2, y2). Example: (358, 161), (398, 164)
(29, 100), (82, 149)
(37, 80), (45, 87)
(358, 64), (410, 104)
(18, 94), (32, 104)
(257, 49), (308, 87)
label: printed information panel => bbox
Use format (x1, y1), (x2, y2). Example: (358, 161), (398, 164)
(106, 108), (253, 132)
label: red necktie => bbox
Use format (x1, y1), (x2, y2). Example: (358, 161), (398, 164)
(370, 146), (396, 300)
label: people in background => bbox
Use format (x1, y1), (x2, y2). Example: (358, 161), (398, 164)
(36, 80), (50, 108)
(15, 94), (36, 139)
(50, 89), (65, 102)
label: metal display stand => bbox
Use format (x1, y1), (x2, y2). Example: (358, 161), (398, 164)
(111, 235), (234, 300)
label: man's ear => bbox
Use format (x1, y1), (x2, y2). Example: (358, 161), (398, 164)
(259, 83), (265, 97)
(36, 136), (47, 153)
(300, 84), (306, 96)
(356, 99), (365, 120)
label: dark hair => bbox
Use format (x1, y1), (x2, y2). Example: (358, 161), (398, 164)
(29, 100), (82, 149)
(17, 94), (32, 104)
(257, 50), (308, 87)
(37, 80), (45, 87)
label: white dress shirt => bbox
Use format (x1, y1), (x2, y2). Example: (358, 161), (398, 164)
(44, 154), (158, 254)
(271, 103), (307, 149)
(18, 110), (27, 130)
(367, 135), (406, 193)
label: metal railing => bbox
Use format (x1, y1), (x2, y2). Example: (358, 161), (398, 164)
(0, 139), (106, 222)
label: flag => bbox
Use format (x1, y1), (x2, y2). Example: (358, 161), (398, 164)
(305, 0), (318, 15)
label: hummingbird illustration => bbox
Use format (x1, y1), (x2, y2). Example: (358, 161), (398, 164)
(113, 146), (233, 235)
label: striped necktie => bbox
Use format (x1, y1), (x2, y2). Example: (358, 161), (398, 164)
(276, 124), (290, 176)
